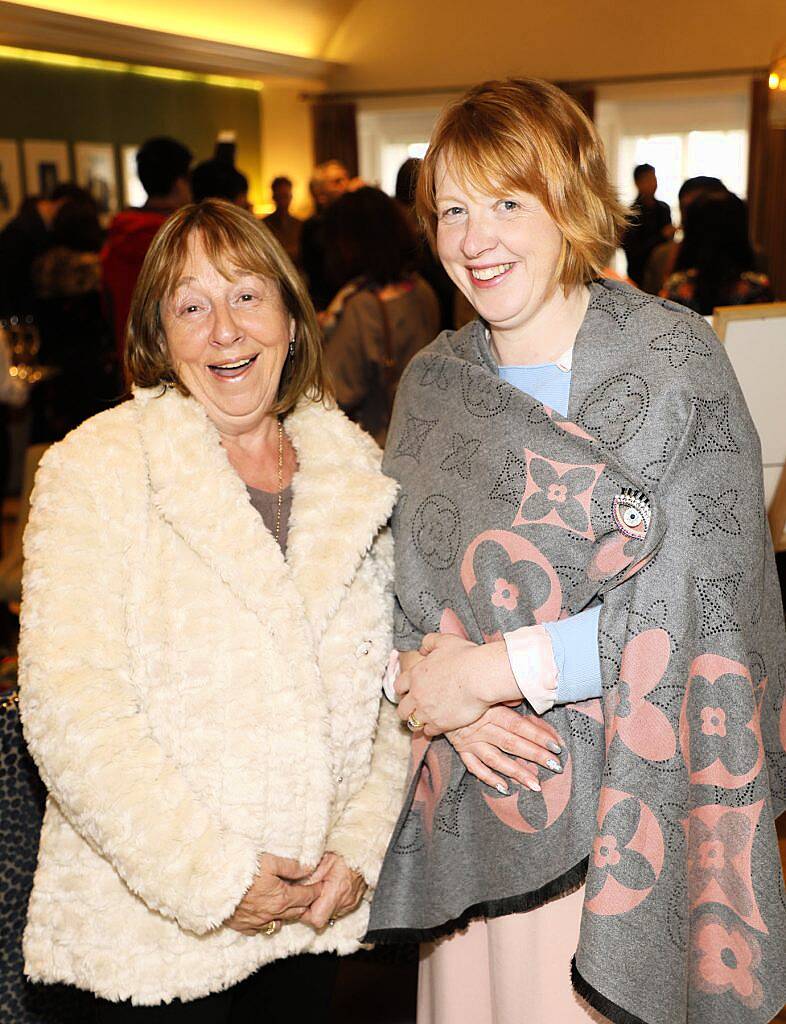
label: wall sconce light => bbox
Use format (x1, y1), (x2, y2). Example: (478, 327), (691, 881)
(769, 39), (786, 127)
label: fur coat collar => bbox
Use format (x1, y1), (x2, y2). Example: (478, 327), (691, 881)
(135, 387), (399, 645)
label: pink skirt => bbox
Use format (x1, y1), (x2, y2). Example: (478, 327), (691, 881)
(417, 886), (607, 1024)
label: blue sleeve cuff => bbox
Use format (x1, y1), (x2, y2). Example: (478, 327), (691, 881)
(543, 605), (602, 704)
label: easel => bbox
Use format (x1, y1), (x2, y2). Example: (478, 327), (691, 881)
(713, 302), (786, 550)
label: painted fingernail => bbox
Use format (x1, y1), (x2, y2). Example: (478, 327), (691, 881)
(526, 778), (542, 792)
(495, 782), (510, 795)
(546, 758), (563, 773)
(546, 740), (562, 754)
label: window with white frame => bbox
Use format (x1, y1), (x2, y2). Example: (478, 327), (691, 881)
(357, 107), (442, 195)
(378, 141), (430, 197)
(595, 82), (751, 275)
(597, 84), (750, 211)
(617, 129), (748, 222)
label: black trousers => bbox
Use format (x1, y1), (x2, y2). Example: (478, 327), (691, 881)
(94, 953), (338, 1023)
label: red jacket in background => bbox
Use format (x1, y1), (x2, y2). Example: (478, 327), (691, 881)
(101, 208), (169, 358)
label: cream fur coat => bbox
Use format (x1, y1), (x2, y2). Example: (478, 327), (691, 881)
(18, 387), (409, 1005)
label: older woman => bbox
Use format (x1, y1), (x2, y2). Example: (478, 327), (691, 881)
(18, 199), (409, 1020)
(366, 80), (786, 1024)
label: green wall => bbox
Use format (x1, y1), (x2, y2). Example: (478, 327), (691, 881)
(0, 56), (261, 204)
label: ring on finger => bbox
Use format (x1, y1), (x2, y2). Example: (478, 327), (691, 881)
(406, 712), (424, 731)
(263, 920), (280, 936)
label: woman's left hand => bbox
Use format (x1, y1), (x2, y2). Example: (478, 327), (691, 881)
(395, 633), (521, 737)
(299, 852), (367, 930)
(446, 706), (564, 793)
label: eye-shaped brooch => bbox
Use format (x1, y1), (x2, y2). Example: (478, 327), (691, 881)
(612, 488), (652, 540)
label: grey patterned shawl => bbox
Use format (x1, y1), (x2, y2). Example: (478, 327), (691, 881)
(366, 280), (786, 1024)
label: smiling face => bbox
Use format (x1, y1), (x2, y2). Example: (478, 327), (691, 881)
(434, 157), (566, 338)
(160, 232), (293, 437)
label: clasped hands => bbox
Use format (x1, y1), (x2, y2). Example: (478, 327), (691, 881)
(225, 851), (365, 937)
(395, 633), (564, 794)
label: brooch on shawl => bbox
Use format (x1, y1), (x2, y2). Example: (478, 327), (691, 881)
(612, 488), (652, 540)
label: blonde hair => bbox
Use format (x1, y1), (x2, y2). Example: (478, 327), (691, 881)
(126, 198), (328, 416)
(417, 78), (628, 288)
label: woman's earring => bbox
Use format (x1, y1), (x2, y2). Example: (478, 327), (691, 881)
(288, 337), (295, 358)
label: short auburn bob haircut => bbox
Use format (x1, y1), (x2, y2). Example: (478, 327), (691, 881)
(417, 77), (628, 289)
(126, 198), (328, 417)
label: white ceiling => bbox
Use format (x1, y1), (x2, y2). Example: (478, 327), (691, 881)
(3, 0), (358, 60)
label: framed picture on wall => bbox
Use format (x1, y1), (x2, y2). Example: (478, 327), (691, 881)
(0, 139), (23, 229)
(121, 144), (146, 208)
(74, 142), (118, 219)
(22, 139), (70, 198)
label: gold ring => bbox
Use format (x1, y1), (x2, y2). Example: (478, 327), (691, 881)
(1, 690), (19, 712)
(406, 712), (424, 731)
(263, 920), (278, 936)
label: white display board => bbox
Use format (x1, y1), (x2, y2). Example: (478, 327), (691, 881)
(714, 303), (786, 549)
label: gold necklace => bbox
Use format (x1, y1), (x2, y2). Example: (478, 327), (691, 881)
(275, 417), (284, 544)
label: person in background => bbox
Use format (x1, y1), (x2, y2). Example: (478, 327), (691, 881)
(101, 136), (192, 357)
(0, 184), (85, 501)
(395, 157), (456, 332)
(309, 175), (330, 215)
(32, 188), (118, 442)
(263, 176), (302, 267)
(661, 190), (773, 314)
(191, 158), (250, 209)
(642, 175), (727, 294)
(394, 157), (420, 209)
(321, 186), (439, 446)
(300, 160), (354, 311)
(0, 184), (84, 320)
(621, 162), (674, 288)
(317, 159), (356, 206)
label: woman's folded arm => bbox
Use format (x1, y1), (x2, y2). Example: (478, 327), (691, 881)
(326, 699), (410, 890)
(504, 605), (602, 713)
(18, 441), (260, 935)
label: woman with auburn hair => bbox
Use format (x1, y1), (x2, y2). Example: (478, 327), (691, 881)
(366, 79), (786, 1024)
(18, 199), (409, 1020)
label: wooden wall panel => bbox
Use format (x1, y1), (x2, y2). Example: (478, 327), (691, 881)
(555, 83), (596, 121)
(311, 101), (359, 178)
(748, 77), (786, 300)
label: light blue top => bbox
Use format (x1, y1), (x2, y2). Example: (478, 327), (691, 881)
(499, 362), (602, 704)
(498, 362), (573, 415)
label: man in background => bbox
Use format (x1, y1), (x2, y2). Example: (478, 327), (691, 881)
(102, 136), (192, 357)
(622, 163), (674, 288)
(192, 159), (250, 209)
(300, 159), (356, 310)
(263, 176), (302, 266)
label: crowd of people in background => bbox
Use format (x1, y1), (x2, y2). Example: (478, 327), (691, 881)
(621, 161), (773, 312)
(0, 132), (777, 481)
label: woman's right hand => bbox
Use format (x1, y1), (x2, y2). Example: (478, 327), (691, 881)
(225, 853), (322, 935)
(446, 705), (564, 794)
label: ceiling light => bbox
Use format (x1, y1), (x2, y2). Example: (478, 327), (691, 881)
(0, 44), (261, 90)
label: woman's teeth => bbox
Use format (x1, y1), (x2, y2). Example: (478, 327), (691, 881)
(208, 355), (257, 377)
(470, 263), (513, 281)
